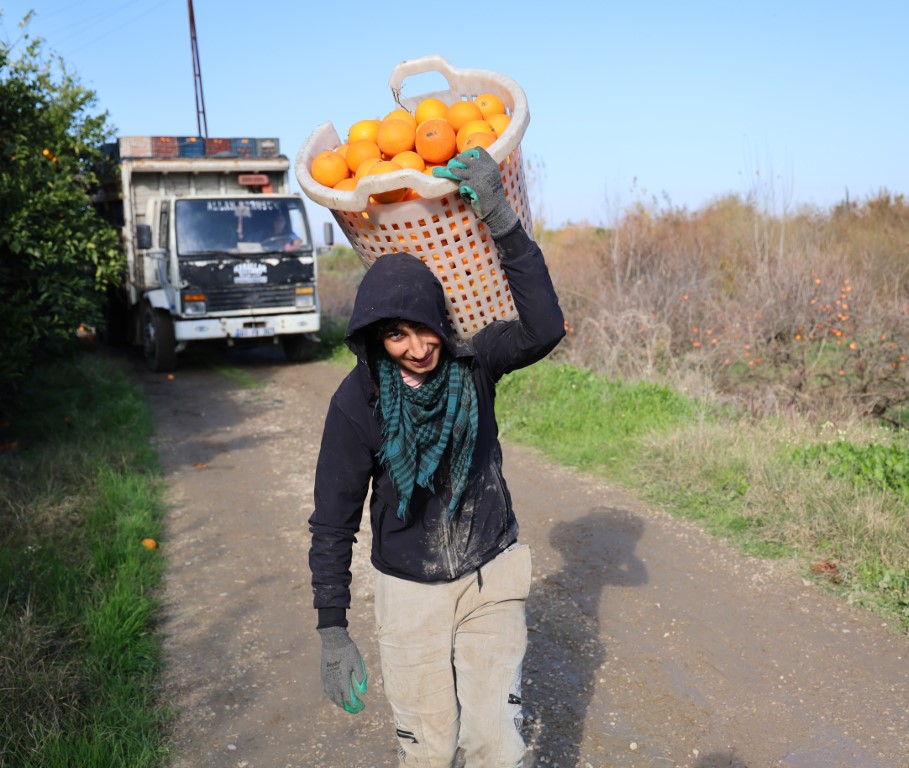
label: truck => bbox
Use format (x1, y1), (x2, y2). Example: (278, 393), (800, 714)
(97, 135), (327, 371)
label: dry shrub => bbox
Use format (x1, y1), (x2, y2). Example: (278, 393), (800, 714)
(545, 191), (909, 421)
(317, 246), (365, 323)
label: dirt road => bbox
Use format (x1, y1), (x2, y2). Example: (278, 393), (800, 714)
(129, 346), (908, 768)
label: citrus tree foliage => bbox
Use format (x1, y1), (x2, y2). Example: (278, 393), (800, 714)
(0, 19), (123, 390)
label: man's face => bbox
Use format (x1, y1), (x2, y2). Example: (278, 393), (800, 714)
(380, 321), (443, 375)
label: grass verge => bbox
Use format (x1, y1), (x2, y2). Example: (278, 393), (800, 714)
(0, 350), (170, 767)
(496, 361), (909, 631)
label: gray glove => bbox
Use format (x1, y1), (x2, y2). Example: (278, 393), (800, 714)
(432, 147), (520, 238)
(318, 626), (367, 714)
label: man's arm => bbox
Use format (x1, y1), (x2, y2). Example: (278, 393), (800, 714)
(309, 386), (374, 714)
(309, 391), (373, 629)
(478, 224), (566, 378)
(434, 147), (565, 377)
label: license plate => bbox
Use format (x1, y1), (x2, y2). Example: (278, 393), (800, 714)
(236, 327), (275, 338)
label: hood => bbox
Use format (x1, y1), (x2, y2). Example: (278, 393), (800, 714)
(345, 252), (457, 362)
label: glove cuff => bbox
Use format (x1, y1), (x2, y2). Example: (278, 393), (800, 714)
(483, 203), (520, 240)
(318, 625), (352, 649)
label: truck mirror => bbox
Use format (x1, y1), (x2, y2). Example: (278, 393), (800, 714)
(323, 222), (334, 248)
(136, 224), (152, 250)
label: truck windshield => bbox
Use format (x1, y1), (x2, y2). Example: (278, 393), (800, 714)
(175, 199), (310, 257)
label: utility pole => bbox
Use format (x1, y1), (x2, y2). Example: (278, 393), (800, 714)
(188, 0), (208, 138)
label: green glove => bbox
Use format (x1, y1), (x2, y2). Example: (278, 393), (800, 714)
(318, 626), (367, 714)
(432, 147), (520, 238)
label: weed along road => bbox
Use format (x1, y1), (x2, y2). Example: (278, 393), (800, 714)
(130, 347), (909, 768)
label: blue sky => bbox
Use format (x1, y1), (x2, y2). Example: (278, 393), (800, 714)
(3, 1), (906, 244)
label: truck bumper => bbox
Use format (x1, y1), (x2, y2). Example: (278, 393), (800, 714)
(174, 312), (320, 342)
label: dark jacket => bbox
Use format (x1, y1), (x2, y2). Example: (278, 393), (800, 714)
(309, 223), (564, 629)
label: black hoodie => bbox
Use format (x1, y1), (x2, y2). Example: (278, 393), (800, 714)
(309, 224), (565, 629)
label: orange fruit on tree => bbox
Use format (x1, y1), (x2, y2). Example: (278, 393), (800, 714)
(334, 177), (358, 191)
(446, 100), (484, 132)
(415, 118), (457, 164)
(456, 119), (493, 152)
(310, 149), (350, 188)
(487, 112), (511, 137)
(345, 139), (381, 173)
(414, 96), (449, 126)
(376, 118), (416, 157)
(462, 131), (497, 152)
(391, 150), (426, 172)
(384, 108), (417, 127)
(348, 118), (381, 144)
(354, 156), (382, 180)
(366, 160), (408, 203)
(474, 93), (506, 120)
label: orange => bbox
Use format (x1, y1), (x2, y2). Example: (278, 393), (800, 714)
(462, 131), (497, 151)
(345, 139), (381, 173)
(348, 118), (381, 144)
(354, 156), (382, 180)
(446, 100), (484, 132)
(141, 538), (158, 550)
(456, 119), (493, 152)
(310, 149), (350, 188)
(335, 142), (349, 158)
(391, 150), (426, 172)
(376, 118), (416, 157)
(415, 118), (457, 164)
(474, 93), (506, 120)
(414, 96), (449, 126)
(384, 108), (417, 127)
(334, 177), (358, 191)
(366, 160), (408, 203)
(487, 113), (511, 137)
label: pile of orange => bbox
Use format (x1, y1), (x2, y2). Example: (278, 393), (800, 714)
(309, 93), (511, 204)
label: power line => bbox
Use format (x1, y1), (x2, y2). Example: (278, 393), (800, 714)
(39, 0), (154, 47)
(66, 0), (173, 55)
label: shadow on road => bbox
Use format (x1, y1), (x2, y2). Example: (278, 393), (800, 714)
(523, 506), (647, 765)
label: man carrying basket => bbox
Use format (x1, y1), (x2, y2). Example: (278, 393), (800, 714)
(309, 146), (565, 766)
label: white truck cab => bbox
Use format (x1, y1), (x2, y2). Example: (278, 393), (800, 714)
(102, 136), (327, 371)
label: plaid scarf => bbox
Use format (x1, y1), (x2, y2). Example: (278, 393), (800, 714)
(375, 351), (478, 520)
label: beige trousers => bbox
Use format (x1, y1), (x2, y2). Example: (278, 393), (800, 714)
(373, 543), (531, 768)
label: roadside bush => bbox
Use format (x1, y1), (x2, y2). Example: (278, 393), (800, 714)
(0, 20), (123, 397)
(545, 191), (909, 424)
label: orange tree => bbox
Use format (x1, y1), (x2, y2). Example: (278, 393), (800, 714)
(0, 16), (122, 398)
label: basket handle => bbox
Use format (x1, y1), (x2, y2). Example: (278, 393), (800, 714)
(389, 55), (459, 104)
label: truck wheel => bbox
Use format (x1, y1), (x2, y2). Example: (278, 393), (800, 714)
(142, 304), (177, 372)
(281, 333), (319, 363)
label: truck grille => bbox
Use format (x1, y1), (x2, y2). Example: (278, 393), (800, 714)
(204, 284), (297, 312)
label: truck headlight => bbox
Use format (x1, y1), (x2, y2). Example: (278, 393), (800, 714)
(295, 285), (315, 309)
(182, 292), (207, 315)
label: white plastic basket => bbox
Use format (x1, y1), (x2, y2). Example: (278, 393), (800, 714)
(295, 55), (532, 338)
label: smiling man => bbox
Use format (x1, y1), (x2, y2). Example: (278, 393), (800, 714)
(307, 147), (565, 767)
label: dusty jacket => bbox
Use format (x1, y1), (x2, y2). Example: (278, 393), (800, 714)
(309, 223), (565, 629)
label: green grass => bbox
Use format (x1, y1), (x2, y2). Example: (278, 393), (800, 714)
(0, 351), (171, 767)
(498, 363), (701, 476)
(495, 359), (909, 631)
